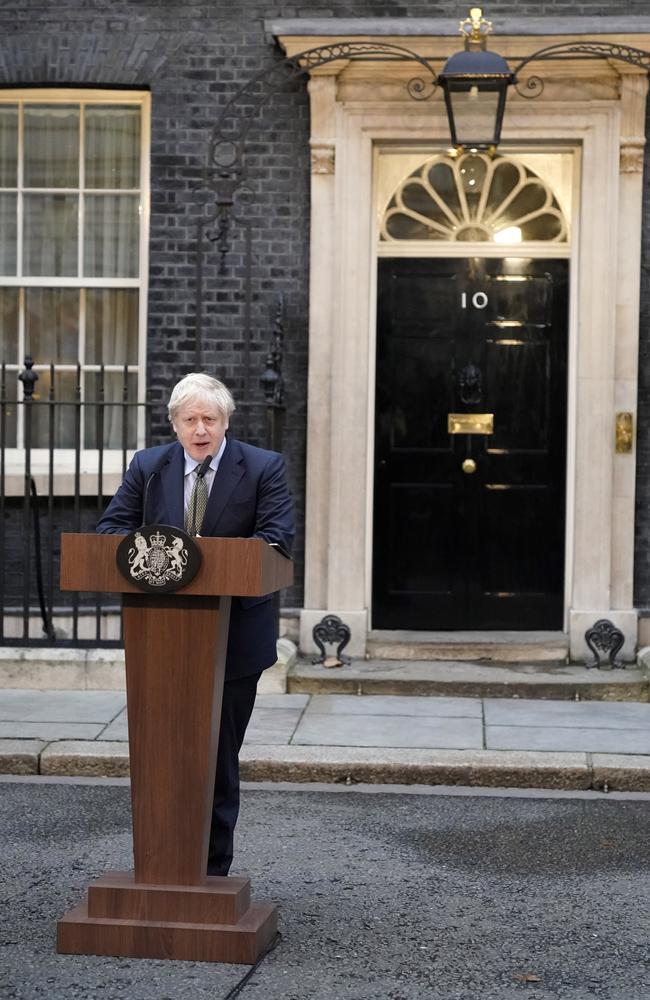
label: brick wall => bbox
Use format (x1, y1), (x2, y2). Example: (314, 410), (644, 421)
(2, 0), (650, 611)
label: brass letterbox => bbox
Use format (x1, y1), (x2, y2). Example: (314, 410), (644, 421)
(447, 413), (494, 435)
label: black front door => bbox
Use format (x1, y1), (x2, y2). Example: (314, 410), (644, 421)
(373, 257), (568, 630)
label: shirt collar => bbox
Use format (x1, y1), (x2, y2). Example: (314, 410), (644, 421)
(183, 437), (227, 476)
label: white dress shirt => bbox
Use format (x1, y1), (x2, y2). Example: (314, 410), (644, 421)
(182, 437), (228, 520)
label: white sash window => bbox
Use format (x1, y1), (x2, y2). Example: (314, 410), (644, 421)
(0, 89), (150, 461)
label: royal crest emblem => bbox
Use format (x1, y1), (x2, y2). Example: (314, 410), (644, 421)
(116, 524), (202, 594)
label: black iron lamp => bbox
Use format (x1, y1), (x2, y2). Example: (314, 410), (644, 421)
(438, 7), (513, 154)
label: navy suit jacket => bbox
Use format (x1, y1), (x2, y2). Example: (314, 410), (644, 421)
(96, 437), (295, 680)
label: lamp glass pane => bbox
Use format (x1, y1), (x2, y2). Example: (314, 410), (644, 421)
(448, 86), (501, 147)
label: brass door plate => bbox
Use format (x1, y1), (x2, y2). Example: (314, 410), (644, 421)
(448, 413), (494, 435)
(615, 412), (633, 453)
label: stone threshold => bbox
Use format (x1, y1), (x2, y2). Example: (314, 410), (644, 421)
(2, 740), (650, 793)
(366, 630), (569, 663)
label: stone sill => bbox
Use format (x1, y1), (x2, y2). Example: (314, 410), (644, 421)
(0, 638), (297, 694)
(2, 451), (134, 497)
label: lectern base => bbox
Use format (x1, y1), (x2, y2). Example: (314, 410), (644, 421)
(57, 872), (278, 964)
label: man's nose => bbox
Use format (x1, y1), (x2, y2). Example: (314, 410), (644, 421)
(195, 420), (207, 435)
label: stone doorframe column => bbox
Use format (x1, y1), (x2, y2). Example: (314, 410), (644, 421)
(273, 27), (650, 660)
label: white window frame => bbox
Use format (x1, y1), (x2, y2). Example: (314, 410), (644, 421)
(0, 88), (151, 491)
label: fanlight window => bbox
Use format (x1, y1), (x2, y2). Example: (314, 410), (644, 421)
(381, 152), (567, 244)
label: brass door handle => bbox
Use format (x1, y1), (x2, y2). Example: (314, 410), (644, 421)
(462, 458), (477, 474)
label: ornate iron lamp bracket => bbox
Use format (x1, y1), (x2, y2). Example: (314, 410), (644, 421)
(512, 41), (650, 100)
(202, 42), (438, 265)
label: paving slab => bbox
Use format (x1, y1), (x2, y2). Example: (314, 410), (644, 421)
(0, 689), (125, 723)
(292, 712), (484, 750)
(484, 698), (650, 728)
(0, 721), (106, 740)
(304, 693), (483, 717)
(486, 724), (650, 755)
(254, 693), (310, 709)
(98, 697), (309, 743)
(244, 707), (304, 744)
(98, 707), (128, 740)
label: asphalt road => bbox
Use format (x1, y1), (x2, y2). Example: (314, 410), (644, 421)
(2, 779), (650, 1000)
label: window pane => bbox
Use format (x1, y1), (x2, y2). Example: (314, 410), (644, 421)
(25, 288), (78, 362)
(84, 371), (137, 449)
(0, 369), (17, 447)
(86, 289), (138, 364)
(0, 106), (18, 187)
(24, 194), (78, 276)
(0, 288), (18, 363)
(84, 194), (139, 277)
(85, 106), (140, 189)
(29, 369), (78, 448)
(520, 214), (564, 241)
(24, 105), (79, 188)
(0, 193), (17, 274)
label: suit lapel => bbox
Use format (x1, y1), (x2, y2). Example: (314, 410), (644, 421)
(201, 437), (245, 536)
(160, 442), (185, 528)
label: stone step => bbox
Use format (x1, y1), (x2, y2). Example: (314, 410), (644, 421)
(288, 658), (649, 702)
(366, 630), (569, 663)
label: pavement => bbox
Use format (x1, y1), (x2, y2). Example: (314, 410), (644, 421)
(4, 683), (650, 792)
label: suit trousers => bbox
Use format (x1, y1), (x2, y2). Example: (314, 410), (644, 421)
(207, 671), (261, 876)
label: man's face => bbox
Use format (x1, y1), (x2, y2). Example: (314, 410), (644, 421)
(172, 397), (228, 462)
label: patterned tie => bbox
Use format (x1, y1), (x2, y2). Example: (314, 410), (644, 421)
(185, 469), (209, 535)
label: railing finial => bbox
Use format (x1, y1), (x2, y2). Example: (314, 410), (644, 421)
(18, 356), (39, 400)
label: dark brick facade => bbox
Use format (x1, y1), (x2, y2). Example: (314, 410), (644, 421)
(2, 1), (650, 612)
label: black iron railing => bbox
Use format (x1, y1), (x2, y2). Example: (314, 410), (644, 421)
(1, 352), (286, 648)
(0, 359), (162, 648)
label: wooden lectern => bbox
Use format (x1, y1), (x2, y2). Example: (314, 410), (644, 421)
(56, 532), (293, 964)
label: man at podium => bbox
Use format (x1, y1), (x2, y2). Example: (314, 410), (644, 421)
(96, 372), (295, 877)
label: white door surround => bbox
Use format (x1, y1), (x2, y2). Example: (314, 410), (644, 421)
(272, 22), (650, 661)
